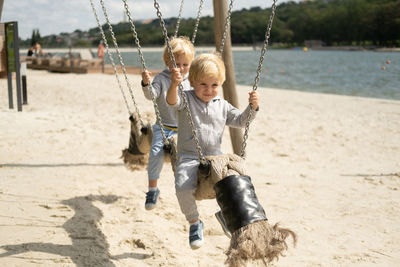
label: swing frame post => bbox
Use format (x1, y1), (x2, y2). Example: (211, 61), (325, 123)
(213, 0), (243, 155)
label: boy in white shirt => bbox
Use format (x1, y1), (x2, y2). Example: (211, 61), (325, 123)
(166, 53), (259, 249)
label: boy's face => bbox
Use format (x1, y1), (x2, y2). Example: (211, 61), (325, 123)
(191, 75), (221, 103)
(174, 54), (191, 76)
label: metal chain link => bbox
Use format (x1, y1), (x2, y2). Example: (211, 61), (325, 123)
(218, 0), (234, 54)
(122, 0), (169, 145)
(174, 0), (185, 38)
(240, 0), (277, 159)
(122, 0), (146, 70)
(89, 0), (131, 117)
(99, 0), (144, 127)
(191, 0), (204, 44)
(154, 0), (207, 165)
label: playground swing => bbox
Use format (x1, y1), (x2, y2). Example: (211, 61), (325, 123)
(89, 0), (153, 171)
(120, 0), (183, 171)
(153, 0), (296, 266)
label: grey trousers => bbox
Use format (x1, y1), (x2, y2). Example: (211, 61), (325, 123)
(175, 157), (200, 222)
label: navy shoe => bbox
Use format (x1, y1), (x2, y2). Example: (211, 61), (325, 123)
(189, 220), (204, 249)
(145, 189), (160, 210)
(215, 211), (232, 239)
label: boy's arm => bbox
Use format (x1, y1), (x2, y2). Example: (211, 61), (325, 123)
(226, 104), (258, 128)
(142, 70), (165, 100)
(141, 70), (155, 100)
(226, 91), (260, 128)
(166, 68), (182, 105)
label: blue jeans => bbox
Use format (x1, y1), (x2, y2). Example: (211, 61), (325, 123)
(148, 124), (177, 180)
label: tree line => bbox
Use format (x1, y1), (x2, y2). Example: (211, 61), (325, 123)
(22, 0), (399, 48)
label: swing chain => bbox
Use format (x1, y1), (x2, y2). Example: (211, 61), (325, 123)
(218, 0), (234, 54)
(174, 0), (185, 38)
(99, 0), (145, 127)
(122, 0), (169, 145)
(191, 0), (204, 44)
(154, 0), (207, 165)
(89, 0), (131, 117)
(240, 0), (277, 159)
(122, 0), (146, 70)
(252, 0), (277, 92)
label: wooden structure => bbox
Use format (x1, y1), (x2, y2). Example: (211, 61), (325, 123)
(25, 52), (103, 74)
(0, 23), (6, 78)
(213, 0), (243, 155)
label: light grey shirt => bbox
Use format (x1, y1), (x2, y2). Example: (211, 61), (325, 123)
(170, 90), (257, 159)
(142, 69), (190, 127)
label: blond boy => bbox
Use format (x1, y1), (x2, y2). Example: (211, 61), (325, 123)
(141, 37), (194, 210)
(166, 53), (259, 249)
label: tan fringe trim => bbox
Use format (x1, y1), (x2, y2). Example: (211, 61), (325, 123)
(121, 149), (148, 171)
(225, 220), (297, 267)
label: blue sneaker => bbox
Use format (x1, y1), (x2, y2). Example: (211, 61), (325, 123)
(215, 211), (232, 239)
(189, 220), (204, 249)
(145, 188), (160, 210)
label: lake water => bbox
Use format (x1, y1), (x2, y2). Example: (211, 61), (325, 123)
(108, 50), (400, 100)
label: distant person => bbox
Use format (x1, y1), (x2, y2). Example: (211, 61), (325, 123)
(97, 41), (105, 72)
(34, 42), (43, 57)
(97, 41), (105, 59)
(27, 46), (34, 57)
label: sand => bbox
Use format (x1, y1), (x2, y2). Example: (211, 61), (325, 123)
(0, 69), (399, 266)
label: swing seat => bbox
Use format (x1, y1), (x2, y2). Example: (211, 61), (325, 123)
(129, 114), (153, 154)
(195, 154), (246, 200)
(121, 114), (153, 171)
(194, 155), (296, 266)
(163, 134), (178, 173)
(214, 175), (297, 266)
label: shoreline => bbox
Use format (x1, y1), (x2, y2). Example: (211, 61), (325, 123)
(20, 45), (400, 55)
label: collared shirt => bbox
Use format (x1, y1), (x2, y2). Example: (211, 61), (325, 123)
(170, 90), (257, 159)
(142, 69), (190, 127)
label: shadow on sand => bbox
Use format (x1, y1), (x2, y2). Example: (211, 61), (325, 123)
(0, 163), (124, 168)
(0, 194), (152, 266)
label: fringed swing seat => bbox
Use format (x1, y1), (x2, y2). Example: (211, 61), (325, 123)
(195, 154), (297, 266)
(121, 113), (153, 170)
(121, 115), (178, 171)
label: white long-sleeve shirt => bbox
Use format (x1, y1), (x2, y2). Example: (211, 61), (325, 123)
(170, 89), (257, 159)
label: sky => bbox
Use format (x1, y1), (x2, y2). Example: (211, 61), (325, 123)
(1, 0), (294, 40)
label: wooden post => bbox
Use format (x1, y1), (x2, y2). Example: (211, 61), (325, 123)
(13, 22), (22, 111)
(0, 0), (4, 21)
(213, 0), (243, 155)
(21, 61), (27, 104)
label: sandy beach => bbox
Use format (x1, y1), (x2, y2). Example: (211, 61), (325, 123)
(1, 69), (399, 266)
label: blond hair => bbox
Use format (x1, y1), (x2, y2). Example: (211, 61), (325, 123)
(163, 36), (195, 67)
(189, 53), (226, 84)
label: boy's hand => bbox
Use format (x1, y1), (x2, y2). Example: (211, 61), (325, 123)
(141, 70), (151, 86)
(248, 91), (259, 111)
(170, 67), (183, 86)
